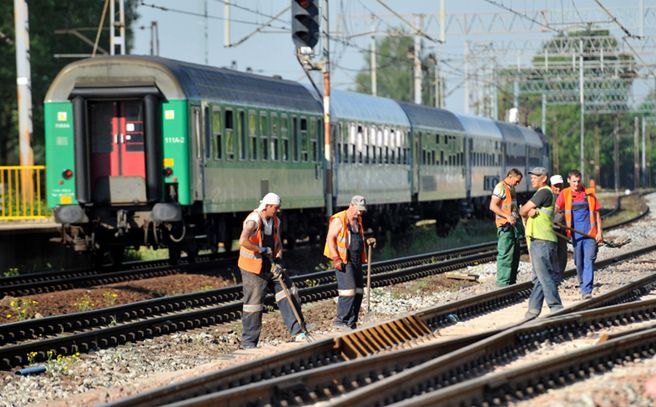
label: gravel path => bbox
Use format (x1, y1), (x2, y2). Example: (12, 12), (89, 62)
(1, 194), (656, 407)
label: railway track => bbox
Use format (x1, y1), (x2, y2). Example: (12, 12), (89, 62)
(1, 191), (639, 298)
(0, 201), (648, 371)
(0, 243), (500, 369)
(108, 244), (656, 407)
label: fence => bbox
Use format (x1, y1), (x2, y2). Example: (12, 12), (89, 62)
(0, 166), (49, 220)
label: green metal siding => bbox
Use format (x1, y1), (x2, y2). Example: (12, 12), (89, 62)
(44, 102), (76, 208)
(161, 100), (191, 205)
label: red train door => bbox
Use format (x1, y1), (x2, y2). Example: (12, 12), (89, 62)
(89, 100), (146, 202)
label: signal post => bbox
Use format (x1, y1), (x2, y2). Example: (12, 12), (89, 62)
(291, 0), (333, 216)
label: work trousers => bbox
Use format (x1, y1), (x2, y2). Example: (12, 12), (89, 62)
(573, 237), (598, 296)
(527, 239), (563, 316)
(555, 236), (568, 285)
(240, 267), (304, 348)
(496, 223), (523, 286)
(335, 262), (364, 329)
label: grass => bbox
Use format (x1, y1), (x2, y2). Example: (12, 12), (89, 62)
(374, 219), (498, 262)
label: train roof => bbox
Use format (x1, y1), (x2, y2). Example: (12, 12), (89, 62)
(397, 102), (464, 132)
(454, 114), (503, 140)
(519, 126), (543, 147)
(495, 121), (526, 144)
(45, 55), (322, 114)
(330, 90), (411, 128)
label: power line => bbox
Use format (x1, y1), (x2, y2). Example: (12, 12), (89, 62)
(139, 1), (289, 30)
(209, 0), (290, 25)
(482, 0), (563, 34)
(593, 0), (641, 40)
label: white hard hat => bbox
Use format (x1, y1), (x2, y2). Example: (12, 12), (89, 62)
(550, 175), (564, 185)
(260, 192), (281, 206)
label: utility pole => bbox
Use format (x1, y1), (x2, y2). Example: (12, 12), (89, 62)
(634, 116), (640, 190)
(641, 116), (646, 187)
(413, 14), (423, 105)
(613, 114), (620, 191)
(541, 94), (547, 136)
(109, 0), (125, 55)
(593, 125), (600, 184)
(321, 0), (332, 216)
(224, 0), (231, 47)
(150, 21), (159, 56)
(203, 0), (208, 64)
(464, 41), (470, 113)
(579, 39), (585, 181)
(370, 14), (377, 96)
(14, 0), (34, 184)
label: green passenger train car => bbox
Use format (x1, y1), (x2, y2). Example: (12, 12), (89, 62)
(45, 56), (324, 262)
(44, 55), (548, 263)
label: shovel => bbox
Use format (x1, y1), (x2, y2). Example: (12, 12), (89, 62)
(363, 237), (377, 323)
(269, 255), (313, 342)
(554, 222), (630, 248)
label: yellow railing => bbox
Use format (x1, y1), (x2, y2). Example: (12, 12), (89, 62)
(0, 165), (49, 220)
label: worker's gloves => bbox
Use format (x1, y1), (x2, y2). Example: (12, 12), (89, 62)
(273, 257), (285, 268)
(259, 246), (272, 255)
(271, 263), (284, 279)
(332, 256), (343, 271)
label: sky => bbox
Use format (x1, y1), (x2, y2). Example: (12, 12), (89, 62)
(130, 0), (656, 118)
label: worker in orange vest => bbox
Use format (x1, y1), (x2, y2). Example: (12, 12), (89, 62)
(489, 168), (524, 286)
(237, 192), (307, 348)
(555, 169), (603, 299)
(324, 195), (369, 330)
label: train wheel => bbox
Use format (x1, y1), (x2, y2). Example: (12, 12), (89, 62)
(169, 246), (181, 265)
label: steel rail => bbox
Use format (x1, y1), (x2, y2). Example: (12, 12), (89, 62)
(108, 243), (656, 407)
(0, 248), (500, 369)
(0, 242), (497, 346)
(130, 299), (656, 407)
(2, 190), (642, 297)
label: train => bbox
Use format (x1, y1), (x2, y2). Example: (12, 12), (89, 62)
(44, 55), (549, 264)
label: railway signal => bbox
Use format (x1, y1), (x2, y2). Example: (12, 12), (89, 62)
(291, 0), (319, 49)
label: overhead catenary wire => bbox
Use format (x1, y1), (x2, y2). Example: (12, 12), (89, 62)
(210, 0), (291, 25)
(482, 0), (563, 34)
(593, 0), (642, 40)
(139, 1), (289, 30)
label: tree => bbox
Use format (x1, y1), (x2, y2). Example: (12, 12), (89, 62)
(0, 0), (139, 165)
(354, 29), (434, 104)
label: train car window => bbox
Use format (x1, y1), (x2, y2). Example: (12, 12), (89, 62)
(249, 110), (257, 160)
(212, 108), (222, 160)
(431, 150), (436, 166)
(281, 114), (289, 161)
(260, 112), (269, 160)
(291, 115), (299, 162)
(301, 117), (308, 162)
(224, 109), (234, 160)
(204, 106), (212, 159)
(309, 117), (317, 162)
(356, 125), (363, 164)
(377, 129), (383, 164)
(238, 110), (246, 160)
(271, 114), (279, 161)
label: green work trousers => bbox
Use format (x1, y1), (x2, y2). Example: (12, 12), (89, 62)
(496, 223), (523, 286)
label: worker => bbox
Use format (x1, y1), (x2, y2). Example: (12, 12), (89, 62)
(550, 174), (568, 283)
(238, 192), (307, 349)
(519, 167), (563, 318)
(555, 169), (603, 299)
(324, 195), (368, 330)
(489, 168), (524, 287)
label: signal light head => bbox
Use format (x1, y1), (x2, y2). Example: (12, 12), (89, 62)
(62, 169), (73, 179)
(163, 167), (173, 177)
(297, 0), (311, 8)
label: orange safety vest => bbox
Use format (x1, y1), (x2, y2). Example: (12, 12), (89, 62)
(323, 210), (368, 264)
(494, 182), (516, 228)
(238, 211), (280, 274)
(562, 187), (598, 238)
